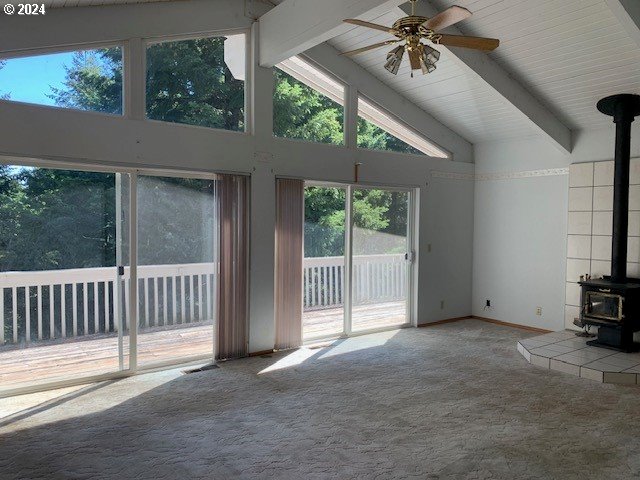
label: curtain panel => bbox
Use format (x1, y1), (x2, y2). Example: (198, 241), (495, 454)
(274, 178), (304, 350)
(216, 174), (249, 360)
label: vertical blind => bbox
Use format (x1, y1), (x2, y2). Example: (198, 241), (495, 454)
(274, 178), (304, 350)
(216, 174), (249, 359)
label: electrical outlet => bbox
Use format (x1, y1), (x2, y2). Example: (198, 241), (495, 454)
(440, 300), (445, 309)
(536, 307), (542, 316)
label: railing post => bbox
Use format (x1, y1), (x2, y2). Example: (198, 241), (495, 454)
(83, 282), (89, 335)
(25, 286), (30, 343)
(37, 285), (42, 340)
(163, 276), (168, 326)
(72, 283), (78, 337)
(61, 284), (66, 338)
(50, 284), (55, 339)
(144, 277), (149, 328)
(93, 282), (99, 334)
(12, 287), (17, 343)
(104, 281), (109, 333)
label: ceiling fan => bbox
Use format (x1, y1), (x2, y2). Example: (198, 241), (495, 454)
(342, 0), (499, 76)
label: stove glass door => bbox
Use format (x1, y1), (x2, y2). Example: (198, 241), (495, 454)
(584, 291), (623, 321)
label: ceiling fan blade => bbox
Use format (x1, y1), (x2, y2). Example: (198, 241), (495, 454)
(435, 34), (499, 51)
(423, 6), (472, 32)
(408, 48), (421, 70)
(341, 40), (401, 56)
(343, 19), (396, 34)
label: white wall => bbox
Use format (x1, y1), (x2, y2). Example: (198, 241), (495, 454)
(419, 172), (474, 321)
(473, 124), (640, 331)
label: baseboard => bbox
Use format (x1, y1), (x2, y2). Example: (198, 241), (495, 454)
(417, 315), (552, 334)
(471, 316), (552, 333)
(417, 316), (472, 327)
(249, 349), (274, 357)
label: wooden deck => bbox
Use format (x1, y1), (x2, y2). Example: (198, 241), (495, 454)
(0, 324), (214, 391)
(1, 302), (406, 392)
(303, 300), (406, 338)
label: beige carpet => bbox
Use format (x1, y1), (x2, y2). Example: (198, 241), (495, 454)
(1, 319), (640, 479)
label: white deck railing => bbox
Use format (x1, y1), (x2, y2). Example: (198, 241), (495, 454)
(1, 254), (406, 345)
(303, 253), (406, 310)
(0, 263), (217, 346)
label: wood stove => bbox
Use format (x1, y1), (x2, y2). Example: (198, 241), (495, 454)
(580, 278), (640, 351)
(579, 94), (640, 352)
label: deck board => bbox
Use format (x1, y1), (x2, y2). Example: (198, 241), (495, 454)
(303, 300), (406, 338)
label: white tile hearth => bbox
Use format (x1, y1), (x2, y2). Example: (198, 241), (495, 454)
(518, 331), (640, 385)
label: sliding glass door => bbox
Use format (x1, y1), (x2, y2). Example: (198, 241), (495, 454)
(136, 174), (216, 368)
(351, 188), (410, 332)
(0, 163), (242, 396)
(302, 183), (413, 340)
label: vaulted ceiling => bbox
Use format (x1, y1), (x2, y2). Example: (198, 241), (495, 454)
(330, 0), (640, 143)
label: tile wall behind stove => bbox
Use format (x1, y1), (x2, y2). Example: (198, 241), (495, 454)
(566, 158), (640, 329)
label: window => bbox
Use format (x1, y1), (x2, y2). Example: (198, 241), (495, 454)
(146, 34), (246, 131)
(0, 47), (123, 114)
(357, 97), (449, 158)
(274, 56), (345, 145)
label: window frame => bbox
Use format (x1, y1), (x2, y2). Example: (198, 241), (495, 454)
(357, 94), (450, 159)
(0, 42), (126, 117)
(142, 29), (250, 134)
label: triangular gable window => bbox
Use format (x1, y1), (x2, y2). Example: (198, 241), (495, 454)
(357, 97), (449, 158)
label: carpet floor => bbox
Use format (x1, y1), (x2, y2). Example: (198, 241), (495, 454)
(1, 319), (640, 479)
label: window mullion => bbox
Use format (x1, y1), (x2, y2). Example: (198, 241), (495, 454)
(124, 38), (145, 121)
(345, 84), (358, 150)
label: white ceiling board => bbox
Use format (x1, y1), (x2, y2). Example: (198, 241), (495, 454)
(330, 8), (538, 143)
(427, 0), (640, 131)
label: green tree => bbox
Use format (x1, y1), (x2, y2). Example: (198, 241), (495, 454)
(274, 69), (343, 145)
(357, 117), (421, 155)
(145, 38), (244, 130)
(0, 168), (116, 272)
(49, 49), (122, 114)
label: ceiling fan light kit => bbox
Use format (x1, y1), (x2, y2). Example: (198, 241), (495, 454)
(384, 45), (405, 75)
(343, 0), (499, 77)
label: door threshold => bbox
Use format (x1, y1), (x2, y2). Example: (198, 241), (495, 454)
(303, 323), (412, 346)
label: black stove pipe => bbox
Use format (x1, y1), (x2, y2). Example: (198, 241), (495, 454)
(597, 94), (640, 283)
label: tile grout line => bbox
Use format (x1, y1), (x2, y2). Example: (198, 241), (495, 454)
(519, 332), (640, 380)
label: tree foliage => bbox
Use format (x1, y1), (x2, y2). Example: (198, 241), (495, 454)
(145, 38), (244, 130)
(49, 49), (123, 114)
(274, 69), (343, 145)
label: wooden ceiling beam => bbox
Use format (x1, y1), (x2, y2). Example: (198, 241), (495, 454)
(605, 0), (640, 48)
(258, 0), (406, 67)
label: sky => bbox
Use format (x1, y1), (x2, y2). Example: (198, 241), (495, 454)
(0, 51), (75, 106)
